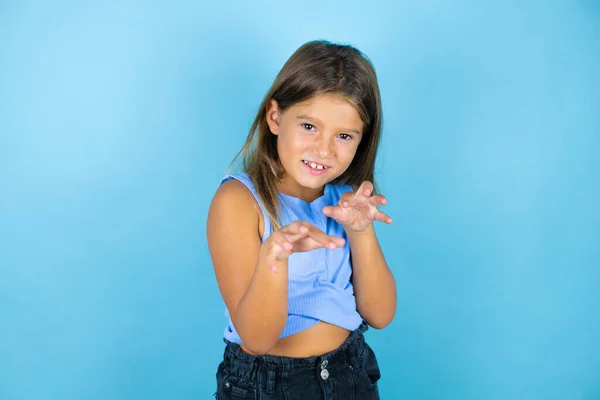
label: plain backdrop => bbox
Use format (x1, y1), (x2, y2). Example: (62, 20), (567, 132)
(1, 1), (598, 399)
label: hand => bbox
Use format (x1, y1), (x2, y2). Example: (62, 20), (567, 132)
(322, 181), (392, 234)
(262, 221), (346, 272)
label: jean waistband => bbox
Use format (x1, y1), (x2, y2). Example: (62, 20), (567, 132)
(222, 321), (369, 371)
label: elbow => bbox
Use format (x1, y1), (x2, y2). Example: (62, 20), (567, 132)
(238, 335), (278, 355)
(367, 317), (393, 330)
(235, 320), (282, 355)
(364, 308), (396, 330)
(233, 311), (286, 355)
(241, 342), (275, 355)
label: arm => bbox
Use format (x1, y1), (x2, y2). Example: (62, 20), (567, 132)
(322, 181), (397, 329)
(206, 180), (288, 354)
(347, 225), (396, 329)
(207, 180), (345, 354)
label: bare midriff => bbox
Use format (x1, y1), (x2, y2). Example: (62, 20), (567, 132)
(240, 321), (351, 358)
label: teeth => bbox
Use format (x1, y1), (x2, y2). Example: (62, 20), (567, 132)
(304, 160), (326, 170)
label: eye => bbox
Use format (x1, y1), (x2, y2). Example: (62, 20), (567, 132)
(301, 123), (315, 131)
(338, 133), (353, 141)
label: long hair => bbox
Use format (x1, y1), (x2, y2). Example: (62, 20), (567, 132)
(230, 40), (383, 230)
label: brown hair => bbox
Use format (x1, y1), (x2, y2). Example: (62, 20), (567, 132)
(229, 40), (383, 229)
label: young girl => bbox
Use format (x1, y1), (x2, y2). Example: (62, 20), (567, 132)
(207, 40), (396, 399)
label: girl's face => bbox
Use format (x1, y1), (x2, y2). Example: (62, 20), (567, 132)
(266, 93), (364, 202)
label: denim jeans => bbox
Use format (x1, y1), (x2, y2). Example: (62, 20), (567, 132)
(215, 322), (381, 399)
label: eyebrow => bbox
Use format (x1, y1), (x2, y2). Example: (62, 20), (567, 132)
(296, 114), (362, 135)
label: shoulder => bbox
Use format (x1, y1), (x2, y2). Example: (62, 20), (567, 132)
(207, 175), (264, 239)
(217, 177), (255, 200)
(210, 177), (260, 218)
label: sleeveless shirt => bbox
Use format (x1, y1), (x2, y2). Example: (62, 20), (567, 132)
(220, 173), (362, 344)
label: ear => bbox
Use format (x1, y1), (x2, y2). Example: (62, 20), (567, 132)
(265, 99), (280, 135)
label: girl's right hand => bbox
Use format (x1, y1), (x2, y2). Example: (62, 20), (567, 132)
(262, 221), (345, 272)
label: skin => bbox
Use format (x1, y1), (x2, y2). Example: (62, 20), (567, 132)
(207, 93), (397, 357)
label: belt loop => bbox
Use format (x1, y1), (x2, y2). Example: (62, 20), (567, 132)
(348, 342), (362, 370)
(266, 363), (277, 395)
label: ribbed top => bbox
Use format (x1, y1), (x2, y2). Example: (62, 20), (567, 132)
(219, 173), (362, 344)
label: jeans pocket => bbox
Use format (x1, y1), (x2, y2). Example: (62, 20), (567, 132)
(360, 343), (381, 391)
(218, 374), (257, 400)
(360, 367), (380, 391)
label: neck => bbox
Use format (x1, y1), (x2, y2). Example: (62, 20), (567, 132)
(276, 176), (324, 203)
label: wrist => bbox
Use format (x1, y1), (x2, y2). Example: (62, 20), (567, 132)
(344, 224), (375, 238)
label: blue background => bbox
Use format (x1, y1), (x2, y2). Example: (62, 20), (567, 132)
(1, 1), (598, 399)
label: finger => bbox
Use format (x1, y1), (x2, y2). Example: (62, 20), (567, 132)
(267, 254), (279, 272)
(267, 240), (289, 272)
(322, 205), (344, 221)
(374, 209), (393, 224)
(338, 192), (354, 208)
(279, 222), (332, 249)
(355, 181), (374, 198)
(280, 221), (311, 242)
(292, 223), (344, 249)
(282, 221), (345, 249)
(369, 194), (387, 206)
(271, 234), (293, 254)
(307, 229), (346, 249)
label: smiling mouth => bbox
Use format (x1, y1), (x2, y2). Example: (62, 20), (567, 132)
(302, 160), (330, 170)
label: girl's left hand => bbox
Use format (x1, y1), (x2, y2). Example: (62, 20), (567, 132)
(322, 181), (392, 234)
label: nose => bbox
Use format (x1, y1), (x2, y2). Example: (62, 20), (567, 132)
(313, 135), (334, 159)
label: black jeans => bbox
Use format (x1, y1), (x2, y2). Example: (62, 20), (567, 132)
(215, 322), (381, 399)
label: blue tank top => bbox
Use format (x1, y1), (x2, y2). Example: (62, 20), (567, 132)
(219, 172), (363, 344)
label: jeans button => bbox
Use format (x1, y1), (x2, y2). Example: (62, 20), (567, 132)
(224, 381), (231, 389)
(320, 369), (330, 380)
(321, 359), (328, 369)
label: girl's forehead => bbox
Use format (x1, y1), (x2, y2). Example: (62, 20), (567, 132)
(288, 94), (363, 126)
(292, 93), (352, 108)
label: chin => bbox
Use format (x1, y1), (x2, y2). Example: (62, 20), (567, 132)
(296, 176), (325, 189)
